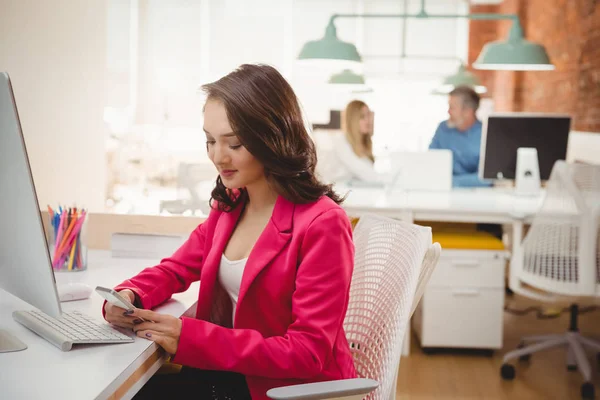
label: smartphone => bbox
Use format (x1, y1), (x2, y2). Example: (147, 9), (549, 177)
(95, 286), (136, 311)
(96, 286), (150, 323)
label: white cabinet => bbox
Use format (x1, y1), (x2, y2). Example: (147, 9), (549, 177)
(413, 249), (508, 350)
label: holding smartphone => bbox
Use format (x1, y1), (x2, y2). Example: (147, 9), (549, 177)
(95, 286), (147, 322)
(96, 286), (136, 310)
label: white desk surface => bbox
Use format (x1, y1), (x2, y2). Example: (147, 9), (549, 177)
(0, 250), (200, 400)
(338, 186), (545, 223)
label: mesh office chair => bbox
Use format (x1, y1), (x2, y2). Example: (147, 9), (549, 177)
(501, 161), (600, 400)
(268, 213), (441, 400)
(159, 162), (215, 215)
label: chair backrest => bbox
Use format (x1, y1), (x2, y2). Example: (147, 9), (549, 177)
(511, 161), (600, 299)
(410, 242), (442, 317)
(344, 213), (434, 400)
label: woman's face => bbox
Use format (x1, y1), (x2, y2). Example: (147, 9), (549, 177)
(358, 105), (371, 136)
(203, 99), (266, 190)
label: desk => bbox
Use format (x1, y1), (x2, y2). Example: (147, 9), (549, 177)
(339, 186), (544, 224)
(0, 250), (199, 400)
(0, 188), (546, 397)
(338, 186), (546, 356)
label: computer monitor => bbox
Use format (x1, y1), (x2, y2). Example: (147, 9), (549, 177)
(479, 112), (571, 181)
(0, 72), (63, 350)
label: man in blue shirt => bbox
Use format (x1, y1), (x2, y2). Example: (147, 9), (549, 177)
(429, 86), (503, 245)
(429, 86), (492, 188)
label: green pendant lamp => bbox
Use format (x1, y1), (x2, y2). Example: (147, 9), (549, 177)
(434, 64), (487, 95)
(298, 20), (362, 68)
(473, 19), (554, 71)
(329, 69), (365, 84)
(328, 69), (373, 93)
(299, 9), (555, 72)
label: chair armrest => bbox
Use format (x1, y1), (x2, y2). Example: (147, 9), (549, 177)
(266, 378), (378, 400)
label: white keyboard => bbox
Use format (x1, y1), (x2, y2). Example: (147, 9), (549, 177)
(12, 309), (134, 351)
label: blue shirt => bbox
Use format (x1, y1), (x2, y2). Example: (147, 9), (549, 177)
(429, 120), (492, 187)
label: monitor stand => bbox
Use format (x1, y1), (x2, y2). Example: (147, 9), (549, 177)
(0, 329), (28, 353)
(515, 147), (541, 197)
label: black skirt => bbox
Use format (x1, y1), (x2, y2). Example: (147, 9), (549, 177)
(133, 367), (252, 400)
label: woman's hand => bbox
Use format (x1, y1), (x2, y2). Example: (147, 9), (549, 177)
(130, 309), (183, 355)
(103, 289), (138, 329)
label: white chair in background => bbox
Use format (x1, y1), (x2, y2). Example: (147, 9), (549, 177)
(267, 213), (441, 400)
(159, 162), (215, 215)
(501, 161), (600, 400)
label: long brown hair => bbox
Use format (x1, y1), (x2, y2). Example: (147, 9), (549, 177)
(201, 64), (344, 211)
(344, 100), (374, 163)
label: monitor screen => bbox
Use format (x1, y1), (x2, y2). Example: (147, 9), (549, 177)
(480, 113), (571, 181)
(0, 72), (62, 318)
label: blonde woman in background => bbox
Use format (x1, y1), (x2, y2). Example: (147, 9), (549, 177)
(325, 100), (382, 184)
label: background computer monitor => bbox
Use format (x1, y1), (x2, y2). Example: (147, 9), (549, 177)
(0, 72), (62, 320)
(479, 112), (571, 181)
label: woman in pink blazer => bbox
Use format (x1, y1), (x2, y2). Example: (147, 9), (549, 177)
(103, 63), (357, 399)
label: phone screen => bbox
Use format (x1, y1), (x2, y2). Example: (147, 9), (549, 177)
(96, 286), (149, 322)
(95, 286), (135, 310)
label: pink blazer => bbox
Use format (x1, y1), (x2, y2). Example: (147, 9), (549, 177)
(113, 195), (357, 399)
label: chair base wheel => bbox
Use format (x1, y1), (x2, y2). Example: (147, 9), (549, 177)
(500, 364), (515, 380)
(581, 382), (595, 399)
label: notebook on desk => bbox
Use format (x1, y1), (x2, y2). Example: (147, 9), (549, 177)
(385, 150), (453, 191)
(111, 233), (186, 259)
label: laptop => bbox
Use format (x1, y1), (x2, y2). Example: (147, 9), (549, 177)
(385, 149), (453, 191)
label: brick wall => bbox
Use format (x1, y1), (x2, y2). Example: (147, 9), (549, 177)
(469, 0), (600, 132)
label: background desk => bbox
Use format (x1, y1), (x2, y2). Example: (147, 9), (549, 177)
(0, 250), (199, 400)
(338, 186), (544, 224)
(338, 186), (545, 355)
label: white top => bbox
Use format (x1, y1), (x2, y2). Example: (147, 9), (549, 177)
(218, 254), (248, 324)
(316, 131), (382, 184)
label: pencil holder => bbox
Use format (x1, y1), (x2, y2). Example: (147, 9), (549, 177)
(47, 207), (88, 272)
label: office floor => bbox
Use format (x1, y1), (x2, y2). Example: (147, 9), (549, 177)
(397, 295), (600, 399)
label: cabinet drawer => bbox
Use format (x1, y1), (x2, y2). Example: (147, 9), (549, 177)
(428, 250), (507, 288)
(417, 287), (504, 349)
